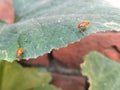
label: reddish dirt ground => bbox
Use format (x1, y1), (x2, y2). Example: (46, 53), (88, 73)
(50, 73), (88, 90)
(52, 32), (120, 67)
(0, 0), (14, 24)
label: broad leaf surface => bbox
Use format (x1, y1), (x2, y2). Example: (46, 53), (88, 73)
(81, 52), (120, 90)
(0, 0), (120, 61)
(0, 60), (59, 90)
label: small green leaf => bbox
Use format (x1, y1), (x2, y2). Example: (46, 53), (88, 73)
(81, 52), (120, 90)
(0, 60), (55, 90)
(35, 84), (61, 90)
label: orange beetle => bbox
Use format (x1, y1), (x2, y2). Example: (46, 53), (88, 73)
(78, 21), (89, 31)
(16, 48), (23, 58)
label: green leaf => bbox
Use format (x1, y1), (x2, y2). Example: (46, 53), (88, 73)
(81, 52), (120, 90)
(0, 0), (120, 61)
(0, 60), (57, 90)
(35, 84), (61, 90)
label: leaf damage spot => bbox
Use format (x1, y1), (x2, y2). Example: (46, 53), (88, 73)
(104, 22), (120, 30)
